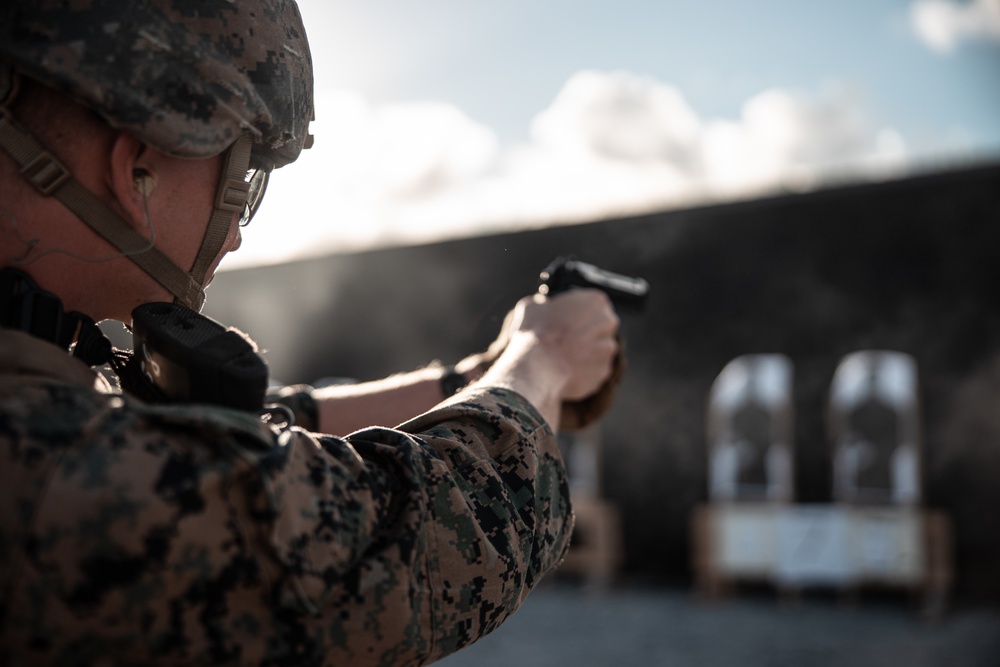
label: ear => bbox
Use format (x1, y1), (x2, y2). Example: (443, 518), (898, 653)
(107, 132), (155, 230)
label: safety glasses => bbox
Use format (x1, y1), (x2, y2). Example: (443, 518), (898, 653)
(241, 166), (269, 227)
(214, 136), (270, 228)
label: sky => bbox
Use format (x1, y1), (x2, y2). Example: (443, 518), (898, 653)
(222, 0), (1000, 270)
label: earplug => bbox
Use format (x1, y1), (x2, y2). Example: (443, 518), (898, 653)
(133, 170), (155, 196)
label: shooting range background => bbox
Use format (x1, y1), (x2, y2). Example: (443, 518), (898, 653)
(206, 161), (1000, 601)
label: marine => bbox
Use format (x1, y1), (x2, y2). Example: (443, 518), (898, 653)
(0, 1), (620, 664)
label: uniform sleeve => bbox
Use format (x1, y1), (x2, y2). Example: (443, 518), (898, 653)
(241, 386), (574, 665)
(3, 384), (572, 666)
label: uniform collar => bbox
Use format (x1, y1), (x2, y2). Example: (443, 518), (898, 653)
(0, 328), (111, 391)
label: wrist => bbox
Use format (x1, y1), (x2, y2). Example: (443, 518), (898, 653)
(454, 352), (490, 383)
(438, 365), (470, 398)
(478, 334), (566, 430)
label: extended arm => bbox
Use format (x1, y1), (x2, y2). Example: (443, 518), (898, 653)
(311, 289), (619, 435)
(312, 356), (486, 434)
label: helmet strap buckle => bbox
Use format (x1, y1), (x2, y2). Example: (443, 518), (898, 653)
(215, 177), (250, 212)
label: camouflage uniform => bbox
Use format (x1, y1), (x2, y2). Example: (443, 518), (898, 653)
(1, 1), (573, 663)
(0, 329), (574, 665)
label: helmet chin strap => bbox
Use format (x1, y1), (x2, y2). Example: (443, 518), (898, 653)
(190, 134), (253, 288)
(0, 76), (252, 312)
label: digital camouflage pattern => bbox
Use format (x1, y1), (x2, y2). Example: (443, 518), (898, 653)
(0, 0), (314, 169)
(0, 329), (574, 666)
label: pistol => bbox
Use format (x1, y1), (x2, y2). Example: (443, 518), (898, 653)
(538, 257), (649, 310)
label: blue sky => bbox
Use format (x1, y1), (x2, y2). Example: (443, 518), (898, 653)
(319, 0), (997, 147)
(224, 0), (1000, 269)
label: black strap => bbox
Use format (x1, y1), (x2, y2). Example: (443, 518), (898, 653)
(0, 267), (112, 366)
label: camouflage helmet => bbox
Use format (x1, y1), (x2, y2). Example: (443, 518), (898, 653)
(0, 0), (314, 170)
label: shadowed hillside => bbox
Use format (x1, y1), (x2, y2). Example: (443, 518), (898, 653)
(207, 162), (1000, 600)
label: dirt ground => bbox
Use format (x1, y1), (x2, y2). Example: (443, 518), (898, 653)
(437, 584), (1000, 667)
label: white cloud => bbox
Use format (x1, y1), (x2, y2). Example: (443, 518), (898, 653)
(911, 0), (1000, 53)
(702, 85), (909, 194)
(223, 71), (916, 271)
(316, 91), (499, 199)
(531, 70), (702, 167)
(223, 92), (501, 267)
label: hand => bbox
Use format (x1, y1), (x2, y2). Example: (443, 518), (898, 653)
(513, 290), (620, 402)
(462, 291), (620, 397)
(474, 290), (616, 425)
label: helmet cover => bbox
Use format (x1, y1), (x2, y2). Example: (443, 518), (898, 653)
(0, 0), (314, 170)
